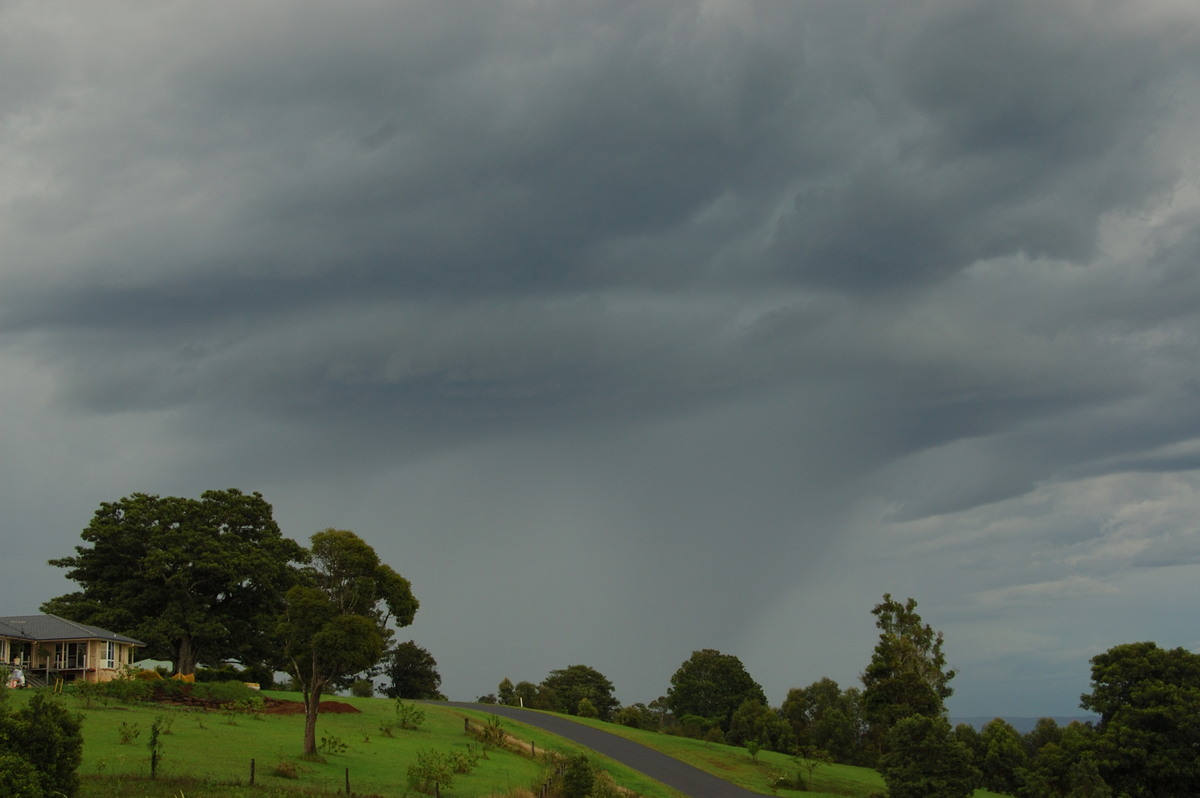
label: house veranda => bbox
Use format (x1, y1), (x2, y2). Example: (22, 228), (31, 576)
(1, 614), (144, 687)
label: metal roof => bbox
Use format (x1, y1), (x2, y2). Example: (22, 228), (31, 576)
(0, 614), (144, 646)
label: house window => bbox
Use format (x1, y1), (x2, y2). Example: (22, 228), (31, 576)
(0, 639), (6, 663)
(11, 642), (31, 667)
(104, 641), (116, 669)
(55, 642), (87, 670)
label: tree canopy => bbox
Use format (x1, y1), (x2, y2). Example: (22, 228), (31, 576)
(277, 528), (418, 755)
(383, 640), (443, 700)
(665, 649), (766, 731)
(1080, 641), (1200, 796)
(540, 664), (620, 721)
(880, 714), (979, 798)
(44, 489), (306, 675)
(861, 594), (955, 751)
(780, 678), (868, 764)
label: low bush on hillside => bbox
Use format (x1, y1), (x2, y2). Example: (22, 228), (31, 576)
(68, 676), (266, 714)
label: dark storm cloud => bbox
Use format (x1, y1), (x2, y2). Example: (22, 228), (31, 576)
(3, 0), (1200, 713)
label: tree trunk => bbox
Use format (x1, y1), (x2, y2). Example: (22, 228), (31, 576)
(176, 636), (197, 676)
(303, 679), (324, 756)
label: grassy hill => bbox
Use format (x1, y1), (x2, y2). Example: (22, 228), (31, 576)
(5, 686), (1007, 797)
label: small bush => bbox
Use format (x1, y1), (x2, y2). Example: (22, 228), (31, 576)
(71, 680), (108, 708)
(106, 677), (153, 704)
(394, 698), (426, 730)
(118, 721), (140, 745)
(319, 732), (348, 755)
(559, 753), (595, 798)
(147, 716), (167, 778)
(272, 760), (300, 779)
(452, 745), (482, 773)
(589, 771), (627, 798)
(350, 678), (374, 698)
(475, 714), (507, 749)
(407, 749), (455, 794)
(769, 771), (798, 790)
(193, 664), (244, 683)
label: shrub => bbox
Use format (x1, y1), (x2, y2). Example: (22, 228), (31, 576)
(71, 680), (107, 708)
(559, 753), (595, 798)
(394, 698), (426, 730)
(193, 664), (244, 683)
(475, 714), (507, 749)
(147, 716), (167, 778)
(118, 721), (140, 744)
(589, 770), (626, 798)
(272, 760), (300, 779)
(407, 749), (455, 794)
(192, 680), (263, 704)
(350, 678), (375, 698)
(0, 753), (45, 798)
(452, 745), (481, 773)
(105, 676), (153, 704)
(0, 693), (84, 797)
(319, 733), (348, 755)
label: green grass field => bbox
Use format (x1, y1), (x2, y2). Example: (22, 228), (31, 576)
(4, 687), (1009, 797)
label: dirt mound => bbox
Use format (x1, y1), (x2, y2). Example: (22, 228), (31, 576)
(261, 698), (360, 715)
(148, 686), (360, 715)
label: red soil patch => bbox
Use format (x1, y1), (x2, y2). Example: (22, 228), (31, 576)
(261, 698), (360, 715)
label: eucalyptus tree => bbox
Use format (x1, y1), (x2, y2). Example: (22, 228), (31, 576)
(277, 528), (418, 755)
(860, 594), (955, 754)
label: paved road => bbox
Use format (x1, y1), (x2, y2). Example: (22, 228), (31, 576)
(447, 703), (761, 797)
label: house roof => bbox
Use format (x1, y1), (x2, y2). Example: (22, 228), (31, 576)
(0, 614), (144, 646)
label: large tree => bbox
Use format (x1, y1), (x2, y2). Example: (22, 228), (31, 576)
(540, 664), (620, 721)
(1080, 641), (1200, 797)
(665, 649), (766, 731)
(780, 678), (868, 764)
(861, 594), (955, 751)
(978, 718), (1026, 794)
(880, 714), (979, 798)
(382, 640), (443, 700)
(44, 489), (306, 675)
(277, 529), (418, 755)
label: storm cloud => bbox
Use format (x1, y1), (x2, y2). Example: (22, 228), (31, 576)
(3, 0), (1200, 716)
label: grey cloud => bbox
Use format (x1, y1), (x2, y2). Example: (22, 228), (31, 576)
(4, 0), (1200, 715)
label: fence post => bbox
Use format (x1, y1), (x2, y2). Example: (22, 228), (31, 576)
(250, 758), (255, 785)
(345, 767), (350, 794)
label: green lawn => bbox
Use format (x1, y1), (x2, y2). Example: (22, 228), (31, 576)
(514, 711), (1011, 798)
(6, 687), (680, 797)
(4, 687), (1010, 797)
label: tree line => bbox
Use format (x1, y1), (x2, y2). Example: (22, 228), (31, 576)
(23, 489), (1200, 796)
(481, 594), (1200, 797)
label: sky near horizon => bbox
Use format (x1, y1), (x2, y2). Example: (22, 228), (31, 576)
(3, 1), (1200, 718)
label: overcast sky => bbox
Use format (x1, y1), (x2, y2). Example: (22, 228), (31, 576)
(3, 0), (1199, 718)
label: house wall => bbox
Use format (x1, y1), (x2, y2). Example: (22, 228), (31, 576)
(1, 636), (140, 684)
